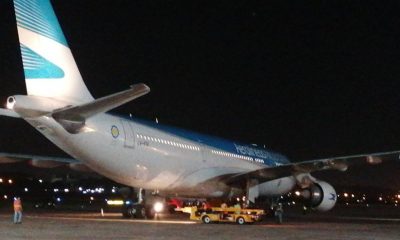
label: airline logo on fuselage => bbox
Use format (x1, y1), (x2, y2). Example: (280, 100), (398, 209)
(111, 125), (119, 138)
(234, 144), (272, 159)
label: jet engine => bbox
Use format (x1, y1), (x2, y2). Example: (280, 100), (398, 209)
(300, 181), (337, 212)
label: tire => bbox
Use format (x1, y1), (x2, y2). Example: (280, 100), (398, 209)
(145, 206), (155, 219)
(202, 215), (212, 224)
(136, 206), (146, 219)
(236, 217), (245, 225)
(122, 209), (130, 218)
(123, 207), (134, 218)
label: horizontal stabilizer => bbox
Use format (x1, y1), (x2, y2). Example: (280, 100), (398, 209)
(0, 108), (20, 118)
(52, 83), (150, 133)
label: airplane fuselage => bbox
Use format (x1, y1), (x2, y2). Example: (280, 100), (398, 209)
(26, 113), (296, 198)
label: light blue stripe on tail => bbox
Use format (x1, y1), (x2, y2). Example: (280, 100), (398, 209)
(20, 44), (64, 78)
(14, 0), (67, 46)
(13, 0), (94, 103)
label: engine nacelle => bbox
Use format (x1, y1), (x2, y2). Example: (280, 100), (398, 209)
(301, 181), (337, 212)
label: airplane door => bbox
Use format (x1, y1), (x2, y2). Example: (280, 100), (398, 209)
(121, 120), (135, 148)
(199, 143), (208, 165)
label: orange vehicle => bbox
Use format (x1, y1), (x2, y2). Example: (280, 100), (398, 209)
(176, 206), (264, 224)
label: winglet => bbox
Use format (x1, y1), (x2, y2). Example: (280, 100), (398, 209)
(52, 83), (150, 133)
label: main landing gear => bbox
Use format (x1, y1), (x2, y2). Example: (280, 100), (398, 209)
(122, 188), (165, 219)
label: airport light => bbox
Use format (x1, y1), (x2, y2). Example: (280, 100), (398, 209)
(107, 200), (124, 206)
(154, 202), (164, 213)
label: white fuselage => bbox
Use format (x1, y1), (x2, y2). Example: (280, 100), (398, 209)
(26, 113), (296, 198)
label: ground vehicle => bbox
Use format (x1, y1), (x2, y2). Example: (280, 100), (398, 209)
(176, 206), (265, 224)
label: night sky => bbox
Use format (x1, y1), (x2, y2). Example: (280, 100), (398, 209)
(0, 1), (399, 188)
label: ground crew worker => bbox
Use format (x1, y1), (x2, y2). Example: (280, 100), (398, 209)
(220, 202), (228, 219)
(233, 202), (241, 214)
(13, 197), (23, 224)
(202, 201), (212, 213)
(274, 203), (283, 224)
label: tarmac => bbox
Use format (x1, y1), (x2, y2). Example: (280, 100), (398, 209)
(0, 207), (399, 240)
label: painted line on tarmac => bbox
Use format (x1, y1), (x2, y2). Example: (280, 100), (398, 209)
(25, 215), (197, 225)
(339, 217), (400, 222)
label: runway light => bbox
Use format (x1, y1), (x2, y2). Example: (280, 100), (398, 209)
(154, 202), (164, 213)
(107, 200), (124, 206)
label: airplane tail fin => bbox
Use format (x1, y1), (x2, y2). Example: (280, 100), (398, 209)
(13, 0), (94, 104)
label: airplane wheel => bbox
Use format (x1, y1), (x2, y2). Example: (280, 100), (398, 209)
(202, 215), (211, 224)
(145, 206), (155, 219)
(123, 207), (134, 218)
(122, 208), (131, 218)
(136, 206), (146, 219)
(236, 217), (245, 225)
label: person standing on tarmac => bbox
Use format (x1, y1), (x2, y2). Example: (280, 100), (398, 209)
(274, 203), (283, 224)
(13, 197), (23, 224)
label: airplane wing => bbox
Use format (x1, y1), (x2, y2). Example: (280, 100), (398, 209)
(0, 108), (20, 118)
(0, 152), (92, 172)
(226, 150), (400, 185)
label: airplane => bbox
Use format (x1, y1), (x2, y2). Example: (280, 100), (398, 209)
(1, 0), (399, 218)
